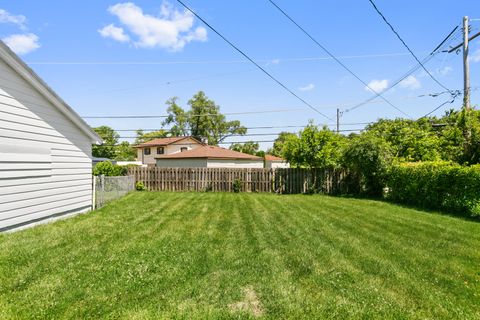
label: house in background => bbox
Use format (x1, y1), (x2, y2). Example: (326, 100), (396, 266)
(0, 41), (102, 231)
(134, 136), (203, 166)
(156, 145), (264, 168)
(264, 154), (290, 169)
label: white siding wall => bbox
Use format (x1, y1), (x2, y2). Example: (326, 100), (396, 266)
(0, 59), (92, 230)
(156, 158), (264, 168)
(156, 158), (208, 168)
(138, 138), (201, 165)
(266, 161), (290, 169)
(207, 159), (264, 168)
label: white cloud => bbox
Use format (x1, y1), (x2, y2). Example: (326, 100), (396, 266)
(102, 1), (208, 51)
(365, 79), (389, 93)
(400, 75), (421, 90)
(470, 49), (480, 63)
(98, 24), (130, 42)
(2, 33), (40, 55)
(265, 58), (280, 66)
(0, 8), (26, 29)
(299, 83), (315, 91)
(437, 66), (453, 75)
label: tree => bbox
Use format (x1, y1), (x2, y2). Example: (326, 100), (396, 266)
(163, 97), (189, 137)
(365, 118), (442, 162)
(438, 109), (480, 164)
(269, 132), (296, 157)
(162, 91), (247, 145)
(134, 129), (168, 145)
(230, 141), (260, 155)
(283, 123), (346, 169)
(92, 126), (119, 159)
(114, 141), (136, 161)
(343, 133), (394, 196)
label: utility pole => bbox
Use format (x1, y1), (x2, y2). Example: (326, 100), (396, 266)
(336, 108), (340, 133)
(463, 16), (470, 110)
(447, 17), (480, 109)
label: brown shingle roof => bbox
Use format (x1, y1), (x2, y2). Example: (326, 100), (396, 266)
(155, 145), (263, 160)
(134, 136), (201, 148)
(264, 154), (284, 161)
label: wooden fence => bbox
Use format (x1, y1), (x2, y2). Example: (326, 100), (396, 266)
(128, 167), (348, 194)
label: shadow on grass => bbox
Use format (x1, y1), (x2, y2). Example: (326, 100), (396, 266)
(299, 192), (480, 223)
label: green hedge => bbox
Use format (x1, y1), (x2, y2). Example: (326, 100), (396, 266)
(93, 161), (128, 176)
(386, 162), (480, 217)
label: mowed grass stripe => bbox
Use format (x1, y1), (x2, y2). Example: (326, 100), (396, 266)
(0, 192), (479, 319)
(257, 196), (414, 318)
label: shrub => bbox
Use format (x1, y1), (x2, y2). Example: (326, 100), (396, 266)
(233, 178), (242, 193)
(93, 161), (127, 176)
(135, 181), (145, 191)
(386, 161), (480, 217)
(342, 134), (393, 196)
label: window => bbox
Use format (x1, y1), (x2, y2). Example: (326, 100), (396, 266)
(157, 147), (165, 155)
(144, 148), (151, 155)
(180, 147), (188, 152)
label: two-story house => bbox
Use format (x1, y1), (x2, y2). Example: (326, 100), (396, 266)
(134, 136), (203, 166)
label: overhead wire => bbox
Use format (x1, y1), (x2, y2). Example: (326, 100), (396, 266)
(110, 123), (373, 132)
(266, 0), (411, 118)
(116, 129), (365, 139)
(82, 87), (466, 120)
(344, 26), (461, 114)
(175, 0), (333, 121)
(82, 108), (305, 119)
(26, 52), (415, 65)
(366, 0), (453, 93)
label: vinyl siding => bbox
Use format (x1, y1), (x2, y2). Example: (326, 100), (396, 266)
(0, 58), (92, 230)
(138, 138), (202, 165)
(206, 159), (264, 168)
(156, 158), (208, 168)
(156, 158), (264, 168)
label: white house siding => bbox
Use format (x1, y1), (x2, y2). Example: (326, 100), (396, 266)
(206, 159), (264, 168)
(265, 161), (290, 169)
(138, 138), (201, 165)
(156, 158), (263, 168)
(0, 58), (93, 230)
(156, 158), (208, 168)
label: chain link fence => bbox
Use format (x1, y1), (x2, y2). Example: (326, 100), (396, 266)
(93, 175), (135, 209)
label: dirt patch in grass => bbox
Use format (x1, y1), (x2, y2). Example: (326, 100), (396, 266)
(228, 286), (263, 317)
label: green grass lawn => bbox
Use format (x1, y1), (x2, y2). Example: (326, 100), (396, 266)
(1, 192), (479, 319)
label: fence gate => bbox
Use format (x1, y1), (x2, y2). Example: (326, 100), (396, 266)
(93, 175), (135, 209)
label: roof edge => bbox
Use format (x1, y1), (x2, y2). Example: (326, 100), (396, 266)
(0, 41), (102, 144)
(134, 136), (204, 148)
(155, 156), (263, 160)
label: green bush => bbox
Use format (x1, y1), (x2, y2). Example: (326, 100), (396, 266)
(342, 134), (393, 196)
(386, 161), (480, 217)
(93, 161), (127, 176)
(233, 178), (242, 193)
(135, 181), (145, 191)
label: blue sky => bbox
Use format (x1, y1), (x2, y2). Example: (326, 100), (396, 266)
(1, 0), (480, 149)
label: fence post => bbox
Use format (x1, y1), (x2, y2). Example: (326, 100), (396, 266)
(92, 175), (96, 210)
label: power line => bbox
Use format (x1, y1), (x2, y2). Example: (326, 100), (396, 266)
(266, 0), (410, 118)
(26, 52), (415, 65)
(83, 87), (469, 120)
(422, 92), (461, 118)
(366, 0), (452, 93)
(82, 108), (305, 119)
(175, 0), (332, 121)
(344, 26), (461, 114)
(110, 123), (374, 132)
(73, 69), (255, 97)
(116, 129), (365, 139)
